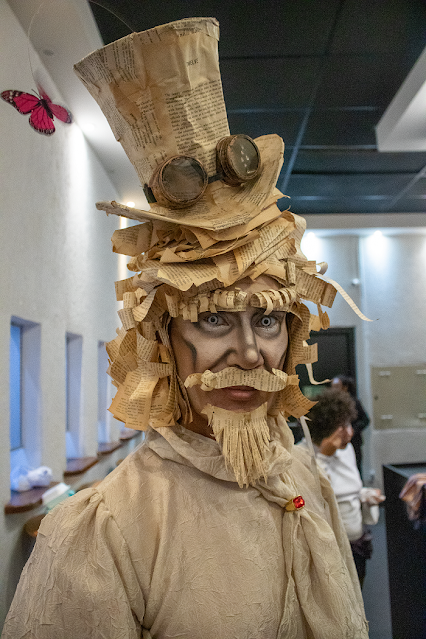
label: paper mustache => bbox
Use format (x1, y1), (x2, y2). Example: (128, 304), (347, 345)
(184, 367), (298, 392)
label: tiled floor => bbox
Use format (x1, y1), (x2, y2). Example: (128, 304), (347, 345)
(362, 509), (393, 639)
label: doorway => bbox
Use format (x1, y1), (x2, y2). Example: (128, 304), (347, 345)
(296, 326), (357, 399)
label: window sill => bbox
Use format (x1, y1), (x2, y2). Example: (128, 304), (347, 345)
(119, 429), (142, 441)
(64, 456), (99, 476)
(4, 482), (58, 515)
(24, 513), (46, 537)
(97, 441), (123, 456)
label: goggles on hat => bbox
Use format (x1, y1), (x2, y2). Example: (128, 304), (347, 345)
(143, 134), (261, 209)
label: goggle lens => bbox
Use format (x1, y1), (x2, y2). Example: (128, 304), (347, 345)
(161, 157), (207, 204)
(226, 136), (260, 180)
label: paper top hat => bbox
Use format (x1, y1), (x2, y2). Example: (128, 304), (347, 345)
(74, 17), (284, 231)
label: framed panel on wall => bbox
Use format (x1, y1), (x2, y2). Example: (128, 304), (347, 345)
(371, 365), (426, 430)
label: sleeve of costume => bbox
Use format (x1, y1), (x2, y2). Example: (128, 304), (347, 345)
(2, 489), (146, 639)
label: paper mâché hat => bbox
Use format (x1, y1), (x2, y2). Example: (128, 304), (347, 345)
(74, 17), (284, 231)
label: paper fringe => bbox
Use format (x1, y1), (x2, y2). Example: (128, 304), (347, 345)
(117, 285), (301, 328)
(202, 403), (270, 488)
(326, 277), (373, 322)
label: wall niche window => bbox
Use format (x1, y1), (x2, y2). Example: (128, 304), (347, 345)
(97, 341), (112, 444)
(10, 324), (22, 451)
(65, 333), (83, 459)
(9, 318), (41, 475)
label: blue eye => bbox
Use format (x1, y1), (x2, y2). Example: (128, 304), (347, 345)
(206, 314), (220, 325)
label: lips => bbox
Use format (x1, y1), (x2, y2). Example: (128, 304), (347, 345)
(220, 385), (258, 400)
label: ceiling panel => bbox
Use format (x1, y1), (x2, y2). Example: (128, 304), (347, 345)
(228, 111), (303, 146)
(287, 174), (413, 198)
(387, 197), (426, 213)
(316, 54), (416, 108)
(90, 0), (343, 56)
(294, 150), (426, 174)
(221, 58), (322, 110)
(89, 0), (426, 217)
(302, 109), (378, 146)
(284, 197), (392, 215)
(401, 178), (426, 197)
(331, 0), (426, 56)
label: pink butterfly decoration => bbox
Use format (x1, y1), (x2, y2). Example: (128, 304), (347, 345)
(1, 88), (72, 135)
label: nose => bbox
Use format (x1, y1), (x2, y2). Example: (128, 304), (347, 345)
(226, 317), (264, 369)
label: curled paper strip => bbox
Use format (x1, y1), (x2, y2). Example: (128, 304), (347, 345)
(250, 288), (298, 314)
(305, 362), (330, 386)
(316, 261), (328, 275)
(300, 340), (329, 386)
(184, 367), (295, 392)
(326, 277), (373, 322)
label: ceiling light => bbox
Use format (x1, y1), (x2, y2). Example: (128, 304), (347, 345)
(301, 231), (320, 259)
(126, 201), (135, 208)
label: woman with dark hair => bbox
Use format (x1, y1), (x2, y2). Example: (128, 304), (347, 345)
(332, 375), (370, 477)
(301, 388), (384, 587)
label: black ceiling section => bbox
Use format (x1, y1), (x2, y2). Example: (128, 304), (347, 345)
(406, 175), (426, 197)
(220, 58), (322, 109)
(89, 0), (426, 218)
(227, 111), (304, 147)
(294, 150), (426, 174)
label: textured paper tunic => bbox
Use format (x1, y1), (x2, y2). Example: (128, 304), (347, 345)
(2, 425), (368, 639)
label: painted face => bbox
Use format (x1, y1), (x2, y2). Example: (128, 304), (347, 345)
(170, 276), (289, 435)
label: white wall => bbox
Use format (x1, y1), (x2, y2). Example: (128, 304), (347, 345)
(302, 223), (426, 485)
(0, 2), (127, 627)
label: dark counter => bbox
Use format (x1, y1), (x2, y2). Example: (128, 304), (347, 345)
(383, 462), (426, 639)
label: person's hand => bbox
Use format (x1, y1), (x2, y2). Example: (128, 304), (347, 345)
(318, 424), (352, 455)
(399, 473), (426, 501)
(399, 473), (426, 520)
(361, 487), (385, 504)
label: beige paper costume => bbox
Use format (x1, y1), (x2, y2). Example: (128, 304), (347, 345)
(3, 17), (369, 639)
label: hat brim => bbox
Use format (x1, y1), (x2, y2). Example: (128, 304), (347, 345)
(97, 135), (285, 231)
